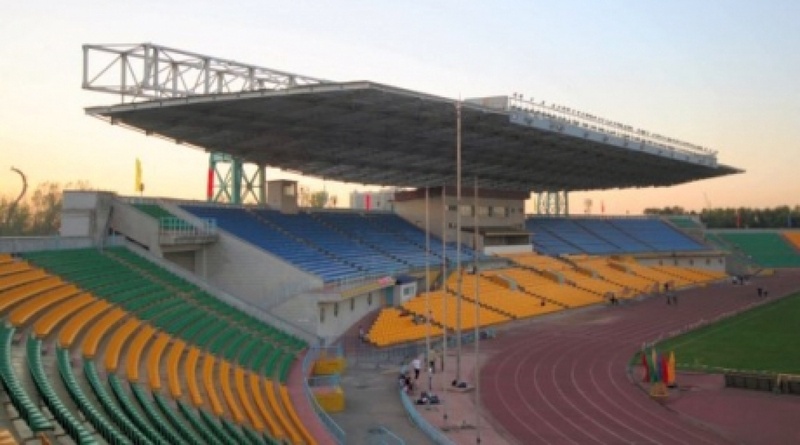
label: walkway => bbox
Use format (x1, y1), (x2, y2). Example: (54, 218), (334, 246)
(330, 270), (800, 444)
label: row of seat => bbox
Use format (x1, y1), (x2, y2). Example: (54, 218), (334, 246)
(24, 248), (304, 368)
(0, 429), (17, 445)
(368, 254), (730, 347)
(74, 306), (303, 442)
(784, 231), (800, 250)
(26, 336), (96, 444)
(367, 308), (444, 347)
(460, 273), (566, 318)
(181, 205), (481, 282)
(0, 249), (315, 444)
(527, 217), (708, 255)
(56, 347), (132, 445)
(0, 326), (54, 433)
(402, 290), (511, 332)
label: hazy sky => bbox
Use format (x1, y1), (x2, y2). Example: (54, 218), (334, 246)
(2, 1), (798, 215)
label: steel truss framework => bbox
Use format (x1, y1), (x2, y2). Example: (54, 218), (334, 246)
(82, 43), (742, 204)
(82, 43), (327, 102)
(83, 43), (318, 204)
(208, 153), (266, 204)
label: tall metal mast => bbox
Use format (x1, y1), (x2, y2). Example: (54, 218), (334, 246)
(455, 100), (463, 382)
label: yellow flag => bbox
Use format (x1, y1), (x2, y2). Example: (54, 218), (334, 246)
(135, 158), (143, 193)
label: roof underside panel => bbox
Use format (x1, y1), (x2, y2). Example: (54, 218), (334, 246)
(86, 81), (741, 192)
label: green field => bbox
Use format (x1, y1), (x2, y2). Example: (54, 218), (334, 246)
(653, 292), (800, 375)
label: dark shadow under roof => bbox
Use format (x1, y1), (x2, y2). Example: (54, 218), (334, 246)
(86, 81), (742, 193)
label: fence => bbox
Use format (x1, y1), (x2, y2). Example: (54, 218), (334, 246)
(302, 345), (346, 444)
(399, 387), (454, 445)
(366, 425), (406, 445)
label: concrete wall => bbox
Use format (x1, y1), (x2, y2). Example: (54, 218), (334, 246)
(315, 290), (386, 343)
(0, 236), (96, 253)
(61, 191), (115, 245)
(395, 194), (526, 245)
(164, 250), (196, 272)
(124, 242), (319, 344)
(109, 198), (163, 255)
(273, 287), (388, 344)
(485, 244), (534, 255)
(268, 180), (299, 214)
(637, 254), (727, 273)
(195, 229), (323, 310)
(393, 282), (418, 306)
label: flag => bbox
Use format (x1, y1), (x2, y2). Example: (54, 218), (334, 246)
(650, 348), (660, 383)
(641, 351), (650, 382)
(667, 351), (676, 387)
(135, 158), (144, 193)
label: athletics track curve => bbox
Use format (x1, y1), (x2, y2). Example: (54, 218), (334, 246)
(479, 270), (800, 445)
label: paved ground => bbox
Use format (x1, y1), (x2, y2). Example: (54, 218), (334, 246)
(318, 270), (800, 444)
(331, 361), (435, 445)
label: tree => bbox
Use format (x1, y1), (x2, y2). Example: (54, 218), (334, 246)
(700, 205), (800, 229)
(0, 181), (91, 236)
(309, 190), (329, 208)
(0, 196), (31, 236)
(644, 206), (686, 216)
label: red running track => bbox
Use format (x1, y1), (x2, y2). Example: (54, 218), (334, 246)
(480, 270), (800, 445)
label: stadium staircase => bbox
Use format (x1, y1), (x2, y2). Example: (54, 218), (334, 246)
(115, 201), (218, 250)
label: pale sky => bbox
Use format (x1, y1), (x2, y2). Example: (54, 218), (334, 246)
(2, 1), (798, 215)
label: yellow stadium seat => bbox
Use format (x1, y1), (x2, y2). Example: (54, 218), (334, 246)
(147, 333), (170, 390)
(202, 353), (224, 415)
(167, 340), (186, 398)
(219, 360), (244, 424)
(126, 324), (155, 382)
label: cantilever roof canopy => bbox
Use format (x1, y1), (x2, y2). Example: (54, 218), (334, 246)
(85, 81), (741, 193)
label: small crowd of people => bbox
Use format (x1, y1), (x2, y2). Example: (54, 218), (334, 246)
(398, 355), (445, 406)
(731, 275), (749, 285)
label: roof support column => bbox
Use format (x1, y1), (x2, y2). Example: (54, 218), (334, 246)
(208, 153), (266, 205)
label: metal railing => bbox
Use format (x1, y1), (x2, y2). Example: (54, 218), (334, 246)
(367, 425), (406, 445)
(399, 387), (454, 445)
(302, 345), (346, 444)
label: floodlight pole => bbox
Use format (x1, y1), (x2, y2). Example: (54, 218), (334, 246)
(474, 176), (482, 444)
(455, 100), (463, 382)
(425, 186), (431, 392)
(441, 184), (449, 427)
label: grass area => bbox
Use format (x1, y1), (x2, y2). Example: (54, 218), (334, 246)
(653, 291), (800, 375)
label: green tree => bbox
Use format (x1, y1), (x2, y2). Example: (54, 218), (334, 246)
(0, 196), (31, 236)
(309, 190), (329, 208)
(0, 181), (91, 236)
(644, 206), (686, 216)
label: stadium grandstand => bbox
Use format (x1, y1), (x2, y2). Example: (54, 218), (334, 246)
(7, 43), (800, 444)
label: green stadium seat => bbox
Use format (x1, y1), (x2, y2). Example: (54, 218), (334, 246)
(26, 336), (97, 444)
(151, 391), (208, 445)
(56, 348), (132, 445)
(0, 326), (54, 433)
(128, 383), (190, 445)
